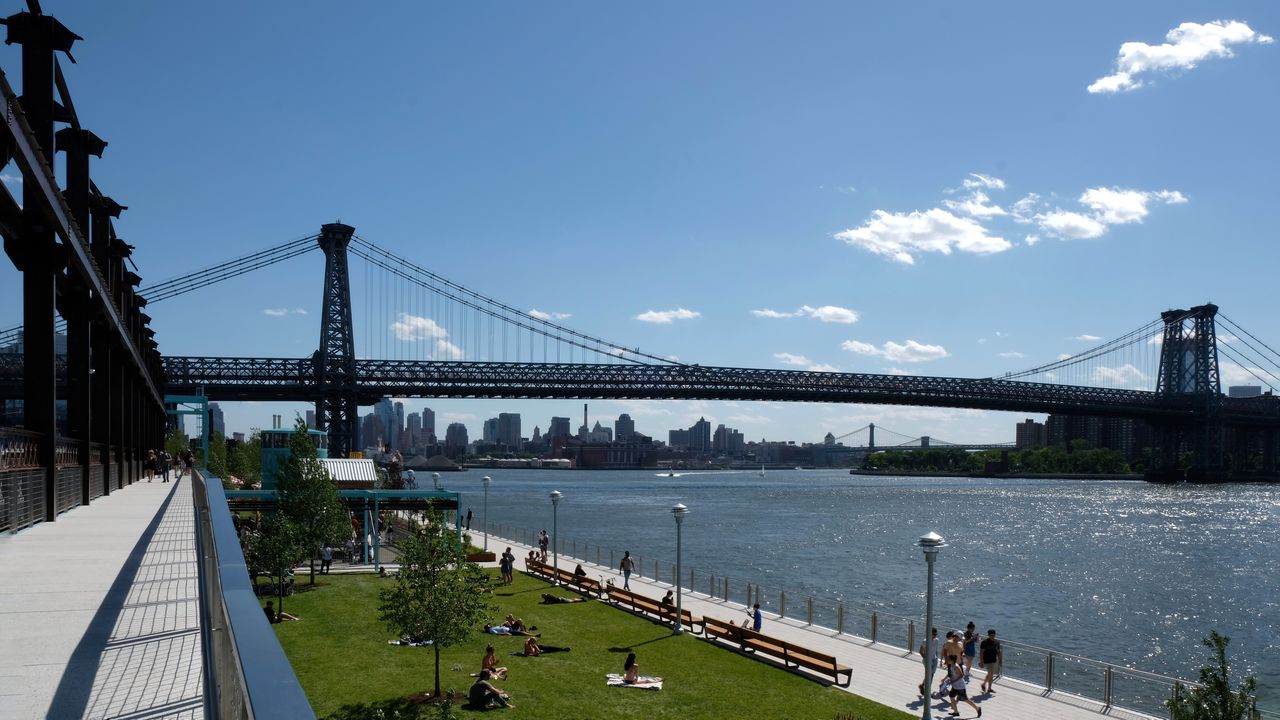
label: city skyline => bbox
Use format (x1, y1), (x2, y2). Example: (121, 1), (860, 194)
(1, 3), (1276, 445)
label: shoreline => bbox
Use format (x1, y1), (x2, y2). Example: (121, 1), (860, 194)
(848, 469), (1144, 481)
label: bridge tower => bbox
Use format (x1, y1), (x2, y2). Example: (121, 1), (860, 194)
(315, 223), (358, 457)
(1153, 304), (1225, 482)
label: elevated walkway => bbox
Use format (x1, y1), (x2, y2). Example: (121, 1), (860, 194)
(0, 477), (204, 719)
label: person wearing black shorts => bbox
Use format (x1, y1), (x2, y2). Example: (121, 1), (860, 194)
(980, 629), (1003, 694)
(944, 656), (981, 717)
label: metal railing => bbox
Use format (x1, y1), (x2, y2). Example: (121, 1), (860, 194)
(192, 469), (315, 719)
(1, 427), (46, 533)
(486, 520), (1274, 719)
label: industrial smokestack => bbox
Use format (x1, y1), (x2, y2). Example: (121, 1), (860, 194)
(583, 403), (588, 430)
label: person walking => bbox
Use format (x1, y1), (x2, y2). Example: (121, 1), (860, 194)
(499, 548), (514, 585)
(145, 450), (157, 481)
(619, 551), (634, 589)
(538, 530), (549, 561)
(465, 508), (473, 531)
(750, 603), (763, 632)
(159, 451), (171, 483)
(962, 622), (979, 680)
(979, 629), (1003, 694)
(321, 544), (333, 574)
(918, 627), (940, 699)
(944, 655), (981, 717)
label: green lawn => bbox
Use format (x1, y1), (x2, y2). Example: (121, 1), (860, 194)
(273, 570), (913, 720)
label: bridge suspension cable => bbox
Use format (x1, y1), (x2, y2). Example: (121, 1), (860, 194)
(997, 316), (1171, 390)
(1216, 314), (1280, 393)
(0, 233), (321, 348)
(348, 236), (682, 366)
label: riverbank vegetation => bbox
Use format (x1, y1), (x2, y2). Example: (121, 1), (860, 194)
(862, 443), (1134, 475)
(274, 571), (912, 720)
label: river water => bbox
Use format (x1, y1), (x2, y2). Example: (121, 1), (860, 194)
(443, 468), (1280, 710)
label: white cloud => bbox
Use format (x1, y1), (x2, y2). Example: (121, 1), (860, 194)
(1089, 20), (1273, 94)
(1093, 363), (1148, 387)
(835, 207), (1011, 264)
(886, 367), (912, 376)
(800, 305), (860, 324)
(753, 305), (859, 323)
(1080, 187), (1187, 224)
(263, 308), (288, 317)
(943, 190), (1007, 218)
(1024, 234), (1041, 246)
(999, 351), (1026, 359)
(807, 363), (841, 372)
(1072, 334), (1103, 341)
(1035, 210), (1108, 239)
(962, 173), (1006, 191)
(529, 308), (571, 321)
(392, 313), (448, 341)
(1011, 193), (1041, 223)
(294, 308), (308, 315)
(432, 338), (464, 360)
(977, 338), (988, 345)
(1057, 353), (1072, 360)
(1, 172), (22, 188)
(727, 414), (772, 425)
(774, 352), (811, 366)
(842, 339), (950, 363)
(635, 308), (701, 324)
(1220, 361), (1268, 386)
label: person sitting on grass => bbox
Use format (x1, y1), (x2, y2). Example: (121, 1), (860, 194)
(467, 670), (513, 710)
(541, 593), (587, 604)
(481, 644), (508, 679)
(624, 652), (640, 684)
(484, 623), (539, 637)
(503, 614), (537, 633)
(522, 636), (570, 656)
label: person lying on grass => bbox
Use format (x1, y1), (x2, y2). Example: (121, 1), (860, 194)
(521, 636), (570, 656)
(484, 623), (539, 637)
(541, 593), (587, 604)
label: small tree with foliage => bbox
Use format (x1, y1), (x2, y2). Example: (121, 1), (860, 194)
(1168, 631), (1257, 720)
(164, 427), (188, 459)
(276, 417), (349, 585)
(206, 431), (229, 477)
(228, 431), (263, 488)
(379, 509), (492, 700)
(245, 513), (304, 619)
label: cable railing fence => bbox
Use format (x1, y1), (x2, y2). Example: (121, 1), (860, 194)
(483, 520), (1271, 720)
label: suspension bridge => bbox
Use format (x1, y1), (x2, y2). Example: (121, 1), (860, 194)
(827, 423), (1014, 451)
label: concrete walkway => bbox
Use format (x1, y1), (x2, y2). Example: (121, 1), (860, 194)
(483, 532), (1159, 720)
(0, 477), (204, 720)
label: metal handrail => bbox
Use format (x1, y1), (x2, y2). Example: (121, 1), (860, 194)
(192, 470), (315, 719)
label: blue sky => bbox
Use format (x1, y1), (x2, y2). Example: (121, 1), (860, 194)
(2, 2), (1277, 444)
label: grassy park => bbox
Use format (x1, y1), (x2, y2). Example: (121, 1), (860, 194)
(272, 568), (913, 720)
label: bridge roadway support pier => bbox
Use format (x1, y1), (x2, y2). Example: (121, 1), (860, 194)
(1151, 305), (1227, 483)
(315, 222), (359, 458)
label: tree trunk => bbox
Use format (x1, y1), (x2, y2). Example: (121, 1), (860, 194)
(433, 643), (442, 698)
(276, 577), (284, 619)
(309, 553), (316, 584)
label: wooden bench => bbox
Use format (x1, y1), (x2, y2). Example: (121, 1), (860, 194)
(524, 558), (603, 597)
(606, 586), (702, 634)
(702, 616), (851, 686)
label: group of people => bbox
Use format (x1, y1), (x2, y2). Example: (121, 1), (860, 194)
(469, 612), (576, 711)
(919, 623), (1003, 717)
(144, 448), (192, 483)
(498, 548), (516, 584)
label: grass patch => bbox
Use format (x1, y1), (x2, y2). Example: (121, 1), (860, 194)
(274, 570), (912, 720)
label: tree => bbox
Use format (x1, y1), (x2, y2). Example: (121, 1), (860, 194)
(1168, 631), (1257, 720)
(379, 509), (492, 700)
(228, 432), (263, 488)
(276, 417), (349, 584)
(207, 431), (228, 477)
(245, 513), (304, 619)
(164, 427), (188, 459)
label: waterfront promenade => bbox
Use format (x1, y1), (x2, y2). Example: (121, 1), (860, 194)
(0, 478), (204, 720)
(482, 532), (1160, 720)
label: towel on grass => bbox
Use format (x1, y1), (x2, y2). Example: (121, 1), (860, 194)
(606, 673), (663, 690)
(388, 639), (433, 647)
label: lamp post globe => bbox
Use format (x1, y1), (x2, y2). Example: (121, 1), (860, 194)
(432, 472), (440, 490)
(549, 491), (562, 583)
(481, 476), (492, 552)
(916, 532), (947, 720)
(671, 503), (689, 635)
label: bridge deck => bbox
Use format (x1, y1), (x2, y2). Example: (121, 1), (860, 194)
(0, 477), (205, 719)
(485, 533), (1160, 720)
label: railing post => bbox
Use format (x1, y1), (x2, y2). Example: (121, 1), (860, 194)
(1045, 652), (1055, 691)
(690, 567), (695, 591)
(871, 611), (878, 643)
(610, 549), (615, 569)
(723, 576), (728, 601)
(837, 603), (845, 634)
(709, 574), (714, 597)
(654, 558), (659, 579)
(907, 621), (915, 656)
(780, 590), (786, 619)
(1103, 665), (1113, 708)
(806, 597), (813, 625)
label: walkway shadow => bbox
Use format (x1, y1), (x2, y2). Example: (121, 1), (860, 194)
(607, 633), (677, 653)
(45, 481), (181, 718)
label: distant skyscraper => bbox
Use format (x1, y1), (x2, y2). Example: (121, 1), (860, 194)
(394, 402), (406, 450)
(407, 412), (422, 449)
(445, 422), (469, 456)
(422, 407), (436, 443)
(374, 398), (395, 449)
(1015, 418), (1047, 449)
(616, 413), (635, 442)
(549, 417), (571, 441)
(483, 418), (499, 443)
(498, 412), (521, 449)
(1228, 386), (1263, 398)
(689, 417), (711, 452)
(209, 403), (225, 437)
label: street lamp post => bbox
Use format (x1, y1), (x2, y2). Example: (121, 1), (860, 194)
(671, 503), (689, 635)
(917, 531), (947, 720)
(549, 490), (562, 584)
(481, 475), (492, 552)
